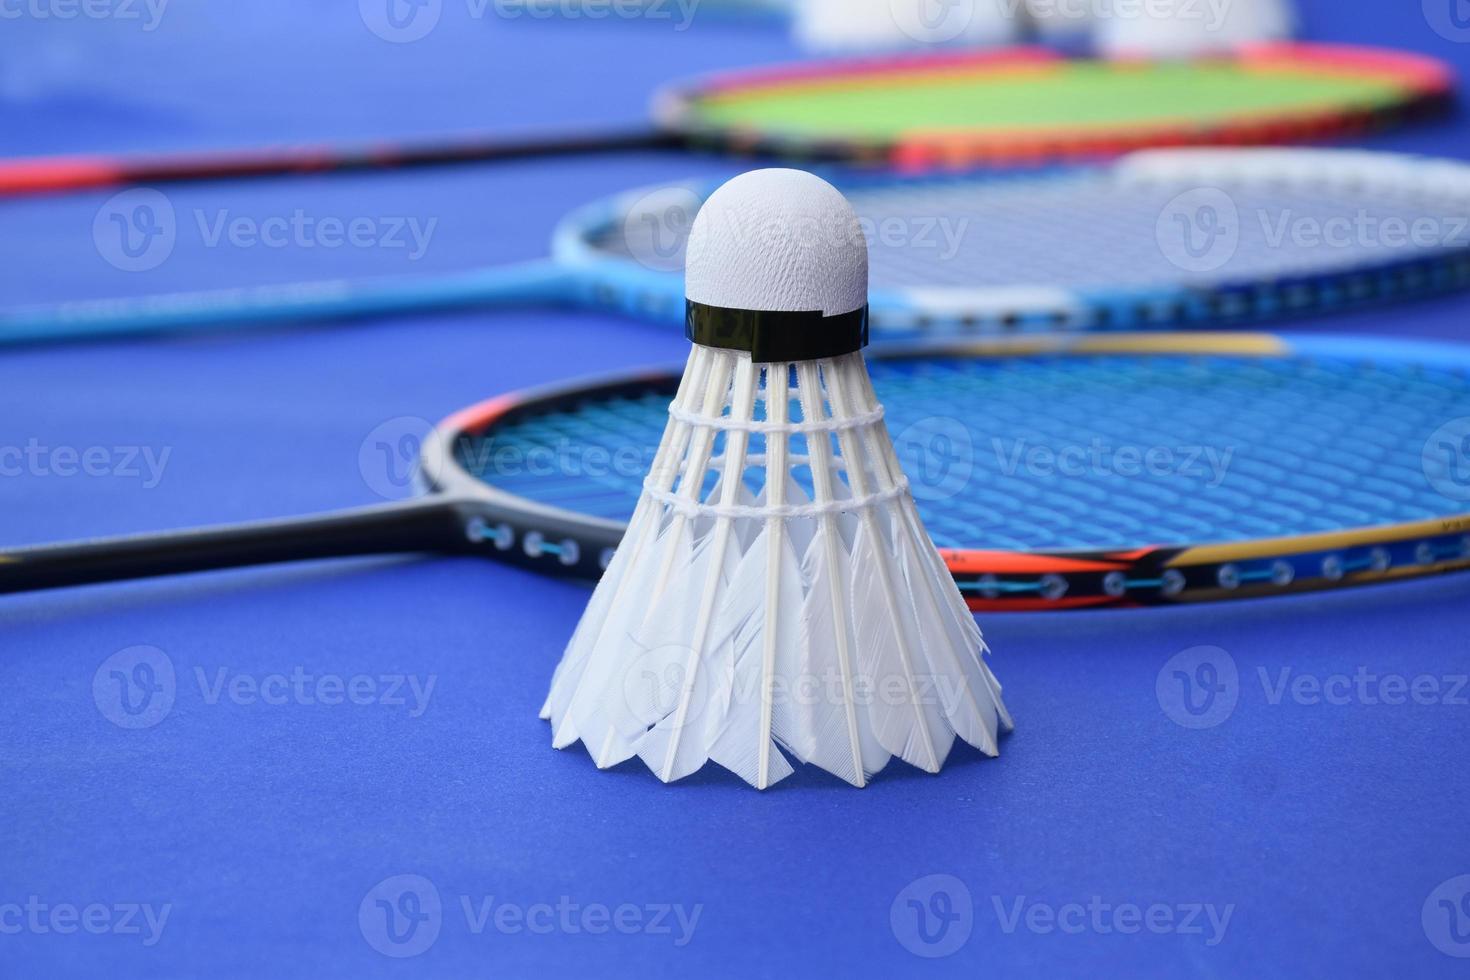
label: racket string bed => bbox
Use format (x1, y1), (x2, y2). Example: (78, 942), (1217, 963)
(469, 346), (1470, 607)
(580, 151), (1470, 334)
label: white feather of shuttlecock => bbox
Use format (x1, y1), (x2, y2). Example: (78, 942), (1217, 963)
(794, 0), (1023, 53)
(1094, 0), (1295, 59)
(540, 345), (1013, 788)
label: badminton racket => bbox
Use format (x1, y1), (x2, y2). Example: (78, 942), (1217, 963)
(6, 333), (1470, 611)
(11, 148), (1470, 345)
(0, 44), (1449, 197)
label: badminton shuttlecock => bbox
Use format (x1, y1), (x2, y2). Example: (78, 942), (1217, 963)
(795, 0), (1022, 53)
(1094, 0), (1295, 59)
(541, 168), (1012, 789)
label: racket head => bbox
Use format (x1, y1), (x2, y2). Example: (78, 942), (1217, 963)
(423, 333), (1470, 611)
(653, 44), (1454, 168)
(558, 148), (1470, 333)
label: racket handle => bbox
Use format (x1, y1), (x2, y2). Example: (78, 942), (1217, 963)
(0, 499), (473, 594)
(0, 130), (681, 197)
(0, 262), (576, 345)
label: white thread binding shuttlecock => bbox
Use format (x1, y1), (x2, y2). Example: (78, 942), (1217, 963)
(795, 0), (1023, 53)
(541, 169), (1012, 789)
(1094, 0), (1295, 59)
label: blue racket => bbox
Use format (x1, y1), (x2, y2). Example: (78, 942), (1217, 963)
(5, 333), (1469, 611)
(6, 148), (1470, 347)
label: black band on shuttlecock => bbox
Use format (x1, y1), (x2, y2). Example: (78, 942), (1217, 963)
(685, 300), (869, 362)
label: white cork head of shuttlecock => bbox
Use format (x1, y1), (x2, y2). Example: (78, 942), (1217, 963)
(684, 169), (869, 362)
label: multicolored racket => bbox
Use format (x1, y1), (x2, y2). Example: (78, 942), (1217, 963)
(0, 44), (1449, 197)
(11, 148), (1470, 345)
(7, 333), (1470, 611)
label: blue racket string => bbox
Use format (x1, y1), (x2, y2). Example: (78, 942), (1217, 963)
(461, 352), (1470, 553)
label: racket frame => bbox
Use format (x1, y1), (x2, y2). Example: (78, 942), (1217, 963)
(656, 43), (1456, 171)
(4, 333), (1469, 609)
(557, 150), (1470, 334)
(0, 43), (1452, 198)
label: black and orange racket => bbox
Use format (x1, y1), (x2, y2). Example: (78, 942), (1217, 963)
(5, 333), (1470, 611)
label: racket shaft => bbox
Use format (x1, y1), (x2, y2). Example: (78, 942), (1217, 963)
(0, 262), (578, 344)
(0, 499), (473, 594)
(0, 130), (681, 197)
